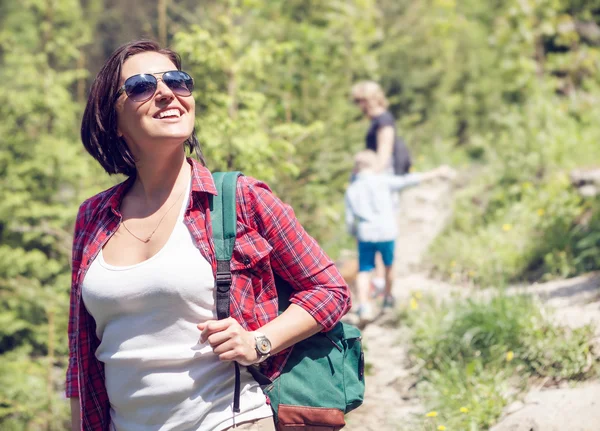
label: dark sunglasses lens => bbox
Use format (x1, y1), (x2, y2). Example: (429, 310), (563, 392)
(125, 74), (157, 102)
(163, 71), (194, 96)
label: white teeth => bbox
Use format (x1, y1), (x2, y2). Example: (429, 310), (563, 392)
(157, 109), (180, 119)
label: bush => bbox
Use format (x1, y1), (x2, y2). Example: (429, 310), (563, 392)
(428, 87), (600, 285)
(403, 293), (596, 429)
(0, 349), (69, 431)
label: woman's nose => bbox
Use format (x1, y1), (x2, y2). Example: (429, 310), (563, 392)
(154, 79), (175, 102)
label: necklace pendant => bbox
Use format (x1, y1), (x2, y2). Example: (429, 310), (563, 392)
(143, 237), (151, 243)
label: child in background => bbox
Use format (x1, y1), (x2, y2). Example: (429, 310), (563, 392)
(345, 150), (453, 321)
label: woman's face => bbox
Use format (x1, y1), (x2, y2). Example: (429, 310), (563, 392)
(115, 51), (195, 155)
(353, 96), (370, 116)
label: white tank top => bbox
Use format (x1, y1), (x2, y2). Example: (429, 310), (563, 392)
(81, 181), (272, 431)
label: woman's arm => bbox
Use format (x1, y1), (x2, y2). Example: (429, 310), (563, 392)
(70, 398), (81, 431)
(199, 177), (351, 365)
(375, 125), (395, 172)
(246, 179), (351, 329)
(258, 304), (322, 353)
(66, 203), (89, 419)
(66, 200), (97, 428)
(199, 304), (321, 366)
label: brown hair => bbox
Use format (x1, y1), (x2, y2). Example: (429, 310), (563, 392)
(81, 39), (203, 176)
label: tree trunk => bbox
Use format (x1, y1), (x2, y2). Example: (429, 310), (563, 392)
(158, 0), (169, 46)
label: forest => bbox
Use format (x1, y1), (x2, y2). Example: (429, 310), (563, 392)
(1, 0), (599, 429)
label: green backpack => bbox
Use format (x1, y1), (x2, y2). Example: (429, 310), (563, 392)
(210, 171), (365, 430)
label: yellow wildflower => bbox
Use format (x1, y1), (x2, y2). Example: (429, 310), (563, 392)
(506, 351), (514, 362)
(460, 406), (469, 413)
(414, 291), (423, 299)
(502, 224), (512, 232)
(537, 208), (545, 216)
(450, 260), (457, 267)
(426, 411), (438, 418)
(468, 270), (475, 277)
(522, 182), (532, 190)
(410, 298), (419, 310)
(438, 426), (447, 431)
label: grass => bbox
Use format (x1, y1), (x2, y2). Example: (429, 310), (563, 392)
(426, 88), (600, 287)
(400, 292), (596, 430)
(427, 173), (600, 287)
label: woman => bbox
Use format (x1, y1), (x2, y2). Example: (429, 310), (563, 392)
(67, 40), (350, 431)
(350, 81), (412, 297)
(351, 81), (411, 175)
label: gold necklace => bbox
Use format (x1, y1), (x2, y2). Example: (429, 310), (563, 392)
(122, 184), (188, 243)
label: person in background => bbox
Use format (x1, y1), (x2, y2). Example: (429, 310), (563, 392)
(351, 80), (412, 293)
(67, 39), (350, 431)
(345, 150), (452, 322)
(351, 80), (411, 176)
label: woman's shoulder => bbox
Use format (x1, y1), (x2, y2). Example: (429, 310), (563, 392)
(234, 174), (273, 196)
(375, 111), (396, 126)
(76, 179), (131, 229)
(233, 174), (293, 226)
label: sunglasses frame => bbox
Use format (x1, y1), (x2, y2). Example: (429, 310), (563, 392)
(115, 70), (194, 103)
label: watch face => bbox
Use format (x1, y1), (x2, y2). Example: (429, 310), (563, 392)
(257, 336), (271, 354)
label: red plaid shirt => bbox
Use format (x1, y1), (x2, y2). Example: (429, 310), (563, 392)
(66, 158), (350, 431)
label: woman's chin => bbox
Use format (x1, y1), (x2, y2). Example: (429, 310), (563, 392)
(151, 127), (194, 142)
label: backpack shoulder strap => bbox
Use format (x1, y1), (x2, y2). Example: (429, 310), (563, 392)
(210, 171), (243, 413)
(210, 171), (242, 320)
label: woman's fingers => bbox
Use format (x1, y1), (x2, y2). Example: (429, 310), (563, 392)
(206, 330), (230, 348)
(198, 318), (235, 343)
(212, 339), (237, 356)
(197, 317), (258, 365)
(216, 338), (258, 366)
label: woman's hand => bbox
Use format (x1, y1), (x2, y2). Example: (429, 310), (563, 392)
(198, 318), (259, 366)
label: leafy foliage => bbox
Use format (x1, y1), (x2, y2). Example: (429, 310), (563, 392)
(0, 1), (107, 428)
(1, 0), (600, 428)
(404, 293), (595, 429)
(174, 0), (380, 254)
(424, 0), (600, 284)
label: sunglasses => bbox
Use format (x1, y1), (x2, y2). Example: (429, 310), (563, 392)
(115, 70), (194, 103)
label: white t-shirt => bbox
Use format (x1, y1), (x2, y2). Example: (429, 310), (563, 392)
(81, 182), (272, 431)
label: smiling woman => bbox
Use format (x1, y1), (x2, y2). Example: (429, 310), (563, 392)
(81, 42), (202, 177)
(68, 40), (351, 431)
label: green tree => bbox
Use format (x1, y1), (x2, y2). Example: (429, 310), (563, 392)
(0, 1), (106, 428)
(175, 0), (381, 252)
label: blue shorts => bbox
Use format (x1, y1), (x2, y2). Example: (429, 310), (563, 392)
(357, 241), (395, 272)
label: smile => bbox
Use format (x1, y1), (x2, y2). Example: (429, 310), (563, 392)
(154, 108), (182, 119)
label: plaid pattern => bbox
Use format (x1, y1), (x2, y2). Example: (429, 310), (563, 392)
(66, 158), (351, 431)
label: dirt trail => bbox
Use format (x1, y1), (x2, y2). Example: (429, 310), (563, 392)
(344, 178), (456, 430)
(341, 177), (600, 431)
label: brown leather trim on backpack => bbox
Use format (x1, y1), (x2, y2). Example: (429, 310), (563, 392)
(277, 405), (345, 431)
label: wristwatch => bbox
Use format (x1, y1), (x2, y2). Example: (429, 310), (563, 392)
(253, 331), (272, 364)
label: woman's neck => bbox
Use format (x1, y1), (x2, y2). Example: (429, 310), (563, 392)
(367, 105), (386, 119)
(130, 148), (190, 205)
